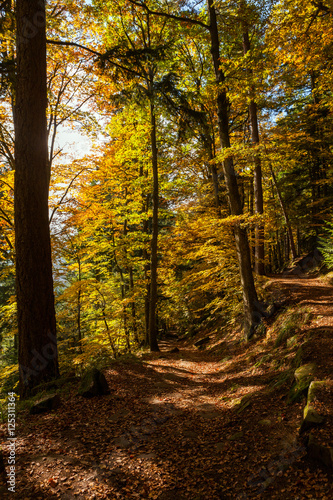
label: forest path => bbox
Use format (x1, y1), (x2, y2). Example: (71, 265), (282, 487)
(268, 273), (333, 321)
(1, 274), (333, 499)
(266, 273), (333, 379)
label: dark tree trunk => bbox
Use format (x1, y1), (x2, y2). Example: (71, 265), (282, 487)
(242, 21), (265, 275)
(15, 0), (59, 398)
(142, 193), (150, 346)
(202, 124), (221, 213)
(148, 101), (159, 351)
(297, 226), (301, 256)
(207, 0), (262, 338)
(102, 307), (117, 358)
(129, 267), (140, 345)
(248, 176), (255, 264)
(77, 258), (82, 349)
(250, 102), (265, 275)
(77, 288), (82, 346)
(268, 162), (297, 260)
(276, 230), (282, 269)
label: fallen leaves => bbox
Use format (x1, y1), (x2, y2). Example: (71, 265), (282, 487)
(1, 275), (333, 498)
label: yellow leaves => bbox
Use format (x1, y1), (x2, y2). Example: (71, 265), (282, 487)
(159, 207), (241, 322)
(0, 168), (14, 257)
(214, 141), (261, 167)
(266, 0), (333, 91)
(0, 364), (19, 394)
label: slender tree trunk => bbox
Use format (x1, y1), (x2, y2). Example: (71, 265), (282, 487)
(248, 176), (255, 264)
(148, 101), (159, 351)
(142, 192), (150, 345)
(102, 307), (117, 358)
(211, 162), (220, 212)
(15, 0), (59, 397)
(242, 21), (265, 275)
(276, 230), (282, 268)
(203, 130), (221, 213)
(77, 287), (82, 347)
(268, 163), (297, 260)
(268, 244), (272, 274)
(251, 102), (265, 274)
(297, 226), (301, 256)
(119, 271), (131, 352)
(285, 231), (290, 262)
(143, 244), (150, 345)
(139, 160), (151, 345)
(77, 258), (82, 350)
(207, 0), (262, 338)
(129, 267), (140, 345)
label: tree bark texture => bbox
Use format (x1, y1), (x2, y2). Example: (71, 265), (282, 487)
(148, 102), (160, 351)
(242, 21), (265, 275)
(15, 0), (59, 397)
(207, 0), (262, 338)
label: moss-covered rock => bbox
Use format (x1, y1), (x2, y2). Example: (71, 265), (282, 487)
(30, 394), (61, 415)
(288, 363), (316, 402)
(294, 363), (316, 386)
(31, 380), (58, 396)
(78, 368), (110, 398)
(234, 394), (252, 414)
(31, 375), (78, 396)
(300, 381), (326, 433)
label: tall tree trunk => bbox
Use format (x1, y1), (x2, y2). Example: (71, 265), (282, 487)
(141, 190), (150, 345)
(202, 123), (221, 213)
(276, 230), (282, 269)
(77, 258), (82, 350)
(148, 101), (160, 351)
(15, 0), (59, 398)
(102, 306), (117, 358)
(129, 267), (140, 345)
(250, 104), (265, 274)
(268, 163), (297, 260)
(241, 19), (265, 275)
(207, 0), (262, 338)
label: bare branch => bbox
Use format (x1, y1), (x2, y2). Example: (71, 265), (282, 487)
(0, 206), (13, 226)
(47, 39), (144, 78)
(49, 168), (88, 224)
(47, 39), (103, 57)
(127, 0), (210, 30)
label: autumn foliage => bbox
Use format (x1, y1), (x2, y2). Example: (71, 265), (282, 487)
(0, 0), (333, 389)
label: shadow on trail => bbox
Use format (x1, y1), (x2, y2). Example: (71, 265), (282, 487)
(3, 343), (303, 500)
(5, 274), (333, 499)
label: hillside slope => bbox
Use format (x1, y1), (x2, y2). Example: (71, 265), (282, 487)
(0, 273), (333, 499)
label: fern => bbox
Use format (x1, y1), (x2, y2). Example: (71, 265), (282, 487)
(318, 222), (333, 269)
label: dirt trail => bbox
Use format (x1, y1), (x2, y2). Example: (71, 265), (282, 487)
(270, 274), (333, 320)
(267, 274), (333, 379)
(1, 274), (333, 499)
